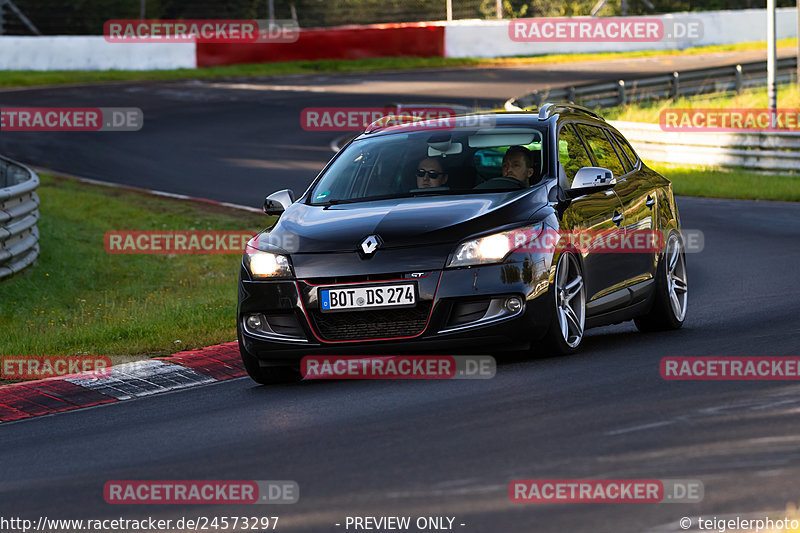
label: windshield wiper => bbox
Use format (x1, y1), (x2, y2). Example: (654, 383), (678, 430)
(409, 188), (503, 196)
(315, 194), (406, 206)
(314, 189), (509, 206)
(316, 198), (360, 206)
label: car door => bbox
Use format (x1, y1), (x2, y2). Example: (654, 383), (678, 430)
(575, 123), (656, 295)
(556, 122), (627, 315)
(608, 129), (660, 288)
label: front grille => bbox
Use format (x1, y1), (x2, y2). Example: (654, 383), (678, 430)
(305, 273), (407, 285)
(309, 302), (432, 341)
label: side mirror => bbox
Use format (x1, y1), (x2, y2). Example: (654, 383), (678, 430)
(566, 167), (616, 198)
(263, 189), (295, 216)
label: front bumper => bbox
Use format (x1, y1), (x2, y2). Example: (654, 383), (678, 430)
(237, 255), (553, 362)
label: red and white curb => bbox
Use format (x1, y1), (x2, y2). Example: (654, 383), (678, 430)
(0, 171), (254, 423)
(0, 342), (245, 423)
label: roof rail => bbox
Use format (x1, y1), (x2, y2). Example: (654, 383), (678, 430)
(536, 103), (554, 120)
(364, 110), (492, 134)
(537, 102), (604, 121)
(364, 114), (426, 134)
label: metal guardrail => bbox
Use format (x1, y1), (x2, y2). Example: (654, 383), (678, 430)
(504, 57), (800, 171)
(608, 120), (800, 171)
(506, 57), (798, 110)
(0, 155), (40, 280)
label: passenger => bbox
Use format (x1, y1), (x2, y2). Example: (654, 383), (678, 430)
(415, 157), (449, 189)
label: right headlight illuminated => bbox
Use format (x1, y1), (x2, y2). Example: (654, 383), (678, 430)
(447, 224), (542, 268)
(245, 246), (293, 278)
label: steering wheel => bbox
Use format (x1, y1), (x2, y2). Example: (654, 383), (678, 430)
(474, 177), (526, 190)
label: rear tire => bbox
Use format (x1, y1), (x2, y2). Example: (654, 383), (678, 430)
(634, 231), (687, 332)
(541, 252), (586, 355)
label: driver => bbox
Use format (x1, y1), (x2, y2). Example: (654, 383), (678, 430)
(501, 146), (535, 186)
(415, 157), (449, 189)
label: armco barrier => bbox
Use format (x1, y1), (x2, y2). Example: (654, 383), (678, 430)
(0, 156), (40, 280)
(506, 57), (798, 110)
(504, 55), (800, 171)
(609, 120), (800, 171)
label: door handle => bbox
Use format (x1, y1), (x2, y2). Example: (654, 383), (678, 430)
(612, 211), (623, 226)
(646, 195), (655, 209)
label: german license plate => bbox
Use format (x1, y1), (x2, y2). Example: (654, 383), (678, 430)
(319, 283), (416, 312)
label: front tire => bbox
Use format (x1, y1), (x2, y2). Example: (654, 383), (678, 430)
(541, 252), (586, 355)
(634, 231), (688, 332)
(238, 331), (303, 385)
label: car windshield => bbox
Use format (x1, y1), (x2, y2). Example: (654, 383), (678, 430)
(309, 125), (546, 205)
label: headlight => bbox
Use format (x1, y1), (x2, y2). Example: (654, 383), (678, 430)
(245, 248), (293, 278)
(447, 224), (542, 268)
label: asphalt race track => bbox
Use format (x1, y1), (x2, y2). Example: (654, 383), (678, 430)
(2, 50), (800, 532)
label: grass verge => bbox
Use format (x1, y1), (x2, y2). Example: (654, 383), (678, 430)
(602, 81), (800, 123)
(0, 174), (269, 371)
(0, 38), (795, 89)
(651, 163), (800, 202)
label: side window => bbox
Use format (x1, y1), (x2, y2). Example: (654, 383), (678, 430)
(576, 124), (625, 178)
(612, 132), (639, 169)
(557, 124), (593, 183)
(608, 134), (633, 174)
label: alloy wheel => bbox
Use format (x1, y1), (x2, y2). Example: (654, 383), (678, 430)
(555, 253), (586, 348)
(665, 234), (688, 321)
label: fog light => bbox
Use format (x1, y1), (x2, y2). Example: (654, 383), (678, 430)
(246, 314), (264, 331)
(505, 297), (523, 313)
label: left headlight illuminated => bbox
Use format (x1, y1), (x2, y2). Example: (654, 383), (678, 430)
(447, 224), (542, 268)
(245, 248), (293, 278)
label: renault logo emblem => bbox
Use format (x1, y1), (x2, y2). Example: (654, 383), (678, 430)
(360, 235), (381, 255)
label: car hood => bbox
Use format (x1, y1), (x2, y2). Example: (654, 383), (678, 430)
(254, 187), (548, 254)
